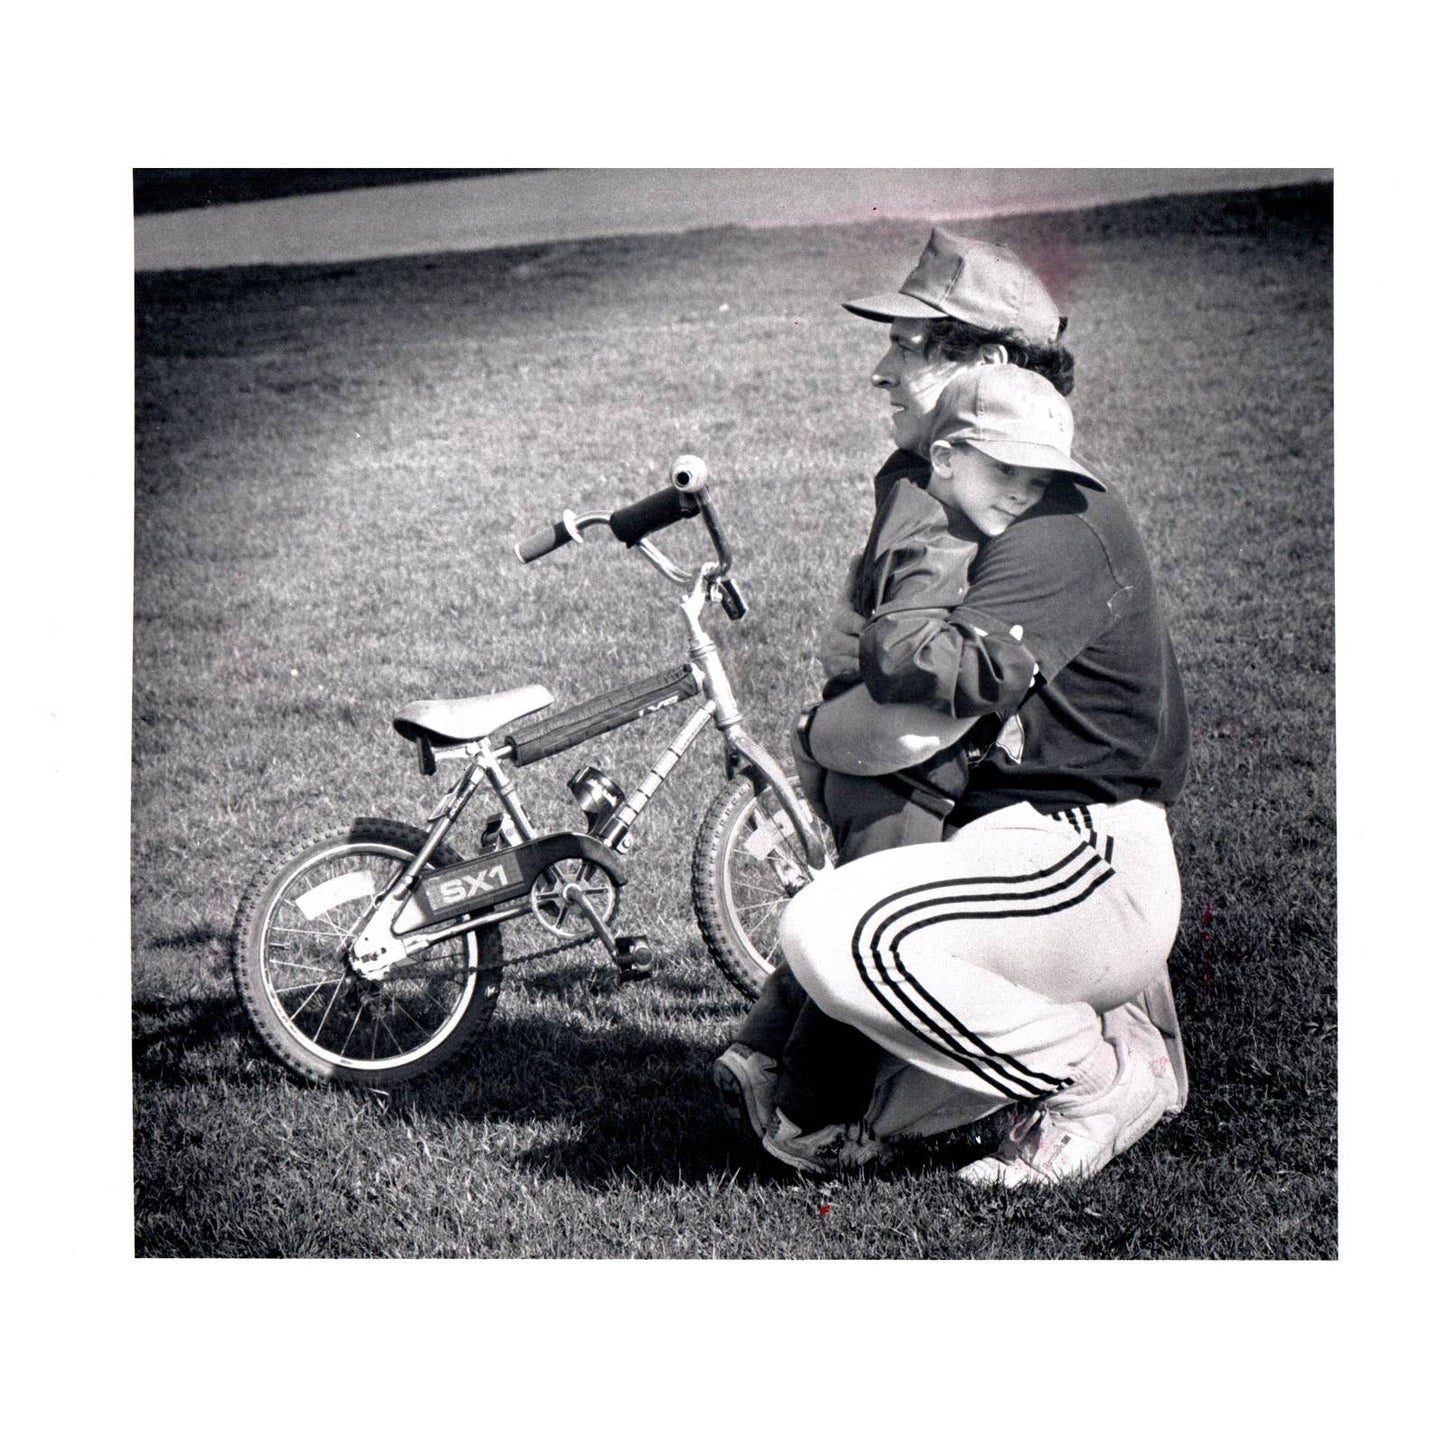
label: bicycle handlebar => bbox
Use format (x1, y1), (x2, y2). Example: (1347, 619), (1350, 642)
(515, 513), (582, 563)
(669, 454), (709, 493)
(514, 454), (728, 570)
(608, 486), (700, 546)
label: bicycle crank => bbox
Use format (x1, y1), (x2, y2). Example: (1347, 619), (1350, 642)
(529, 860), (618, 938)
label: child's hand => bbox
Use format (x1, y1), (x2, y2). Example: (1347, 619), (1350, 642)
(818, 607), (866, 680)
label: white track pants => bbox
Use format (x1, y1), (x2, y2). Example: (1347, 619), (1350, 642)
(779, 800), (1184, 1136)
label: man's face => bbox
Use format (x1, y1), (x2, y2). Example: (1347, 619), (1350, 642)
(926, 444), (1053, 537)
(871, 320), (973, 454)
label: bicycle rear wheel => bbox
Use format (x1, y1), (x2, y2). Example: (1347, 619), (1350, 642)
(232, 818), (503, 1085)
(692, 775), (833, 999)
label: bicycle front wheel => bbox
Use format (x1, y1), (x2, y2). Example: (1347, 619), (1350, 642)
(232, 818), (503, 1086)
(692, 775), (834, 1000)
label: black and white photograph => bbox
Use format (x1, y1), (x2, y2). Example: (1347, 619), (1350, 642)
(18, 4), (1438, 1429)
(130, 166), (1335, 1258)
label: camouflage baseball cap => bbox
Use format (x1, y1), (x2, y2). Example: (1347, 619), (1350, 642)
(843, 228), (1063, 347)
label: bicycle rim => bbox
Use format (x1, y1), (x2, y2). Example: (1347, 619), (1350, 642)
(260, 839), (481, 1073)
(709, 777), (828, 986)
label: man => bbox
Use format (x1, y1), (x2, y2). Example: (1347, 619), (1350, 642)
(715, 228), (1190, 1185)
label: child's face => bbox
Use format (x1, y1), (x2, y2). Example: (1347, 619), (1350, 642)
(927, 442), (1053, 536)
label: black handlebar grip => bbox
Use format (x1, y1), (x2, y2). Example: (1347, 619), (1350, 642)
(515, 519), (575, 563)
(608, 486), (700, 547)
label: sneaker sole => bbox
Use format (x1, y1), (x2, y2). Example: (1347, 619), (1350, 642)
(761, 1129), (835, 1176)
(711, 1057), (770, 1140)
(958, 1082), (1173, 1189)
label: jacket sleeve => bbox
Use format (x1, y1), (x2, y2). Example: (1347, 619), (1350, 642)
(872, 510), (1123, 717)
(860, 606), (1038, 717)
(857, 527), (1037, 718)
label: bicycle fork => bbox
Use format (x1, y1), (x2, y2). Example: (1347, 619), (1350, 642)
(679, 584), (829, 873)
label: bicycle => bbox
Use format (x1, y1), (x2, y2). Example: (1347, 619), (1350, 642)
(231, 455), (834, 1086)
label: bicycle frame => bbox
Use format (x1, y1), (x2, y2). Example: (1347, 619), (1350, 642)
(347, 474), (826, 982)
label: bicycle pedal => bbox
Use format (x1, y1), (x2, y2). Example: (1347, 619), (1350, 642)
(615, 934), (656, 981)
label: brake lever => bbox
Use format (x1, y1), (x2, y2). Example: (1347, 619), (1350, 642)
(697, 494), (733, 576)
(718, 578), (747, 621)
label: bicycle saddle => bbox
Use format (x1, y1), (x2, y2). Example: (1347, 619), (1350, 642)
(393, 684), (555, 745)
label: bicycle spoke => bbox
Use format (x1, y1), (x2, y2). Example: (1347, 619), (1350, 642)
(270, 923), (355, 945)
(273, 975), (345, 996)
(284, 977), (329, 1021)
(728, 880), (790, 906)
(388, 994), (436, 1042)
(728, 896), (787, 918)
(312, 976), (346, 1040)
(296, 912), (351, 944)
(314, 908), (367, 945)
(270, 962), (342, 984)
(337, 1002), (366, 1059)
(373, 1008), (407, 1058)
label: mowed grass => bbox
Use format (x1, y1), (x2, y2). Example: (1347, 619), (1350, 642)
(133, 183), (1334, 1258)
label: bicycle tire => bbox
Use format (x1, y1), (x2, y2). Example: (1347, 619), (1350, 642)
(692, 775), (833, 1000)
(231, 818), (503, 1086)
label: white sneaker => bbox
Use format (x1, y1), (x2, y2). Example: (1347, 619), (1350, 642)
(1128, 976), (1189, 1113)
(957, 1012), (1178, 1188)
(762, 1108), (885, 1176)
(711, 1044), (778, 1141)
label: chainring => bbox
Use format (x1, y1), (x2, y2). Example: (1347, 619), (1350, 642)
(529, 859), (619, 937)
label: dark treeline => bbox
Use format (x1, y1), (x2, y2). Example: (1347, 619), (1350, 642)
(133, 169), (538, 215)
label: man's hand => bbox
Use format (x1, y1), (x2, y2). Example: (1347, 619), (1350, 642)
(819, 606), (867, 681)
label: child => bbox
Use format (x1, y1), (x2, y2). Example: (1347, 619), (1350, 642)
(715, 365), (1104, 1160)
(797, 436), (1038, 856)
(801, 362), (1069, 861)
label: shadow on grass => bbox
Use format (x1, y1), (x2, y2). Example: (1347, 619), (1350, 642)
(132, 961), (780, 1185)
(151, 924), (229, 951)
(133, 932), (1034, 1191)
(133, 992), (256, 1087)
(389, 965), (999, 1187)
(394, 999), (769, 1188)
(133, 941), (1305, 1197)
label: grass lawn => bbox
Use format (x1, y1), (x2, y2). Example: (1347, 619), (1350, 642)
(133, 181), (1334, 1258)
